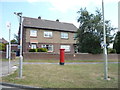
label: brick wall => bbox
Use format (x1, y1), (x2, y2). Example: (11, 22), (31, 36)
(0, 52), (16, 60)
(23, 52), (119, 61)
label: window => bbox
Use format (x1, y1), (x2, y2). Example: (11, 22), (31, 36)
(31, 44), (37, 49)
(73, 33), (77, 40)
(30, 30), (37, 37)
(42, 45), (53, 52)
(60, 45), (70, 52)
(61, 32), (68, 39)
(44, 31), (52, 37)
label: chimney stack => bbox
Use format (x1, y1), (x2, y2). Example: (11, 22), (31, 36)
(38, 16), (41, 19)
(56, 19), (59, 22)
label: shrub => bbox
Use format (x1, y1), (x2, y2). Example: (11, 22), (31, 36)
(37, 48), (48, 52)
(0, 43), (5, 51)
(113, 31), (120, 54)
(29, 49), (37, 52)
(108, 48), (116, 54)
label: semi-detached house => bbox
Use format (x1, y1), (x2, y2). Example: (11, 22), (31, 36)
(22, 17), (78, 53)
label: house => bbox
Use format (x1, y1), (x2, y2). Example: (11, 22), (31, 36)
(0, 38), (8, 44)
(22, 17), (78, 53)
(0, 38), (8, 51)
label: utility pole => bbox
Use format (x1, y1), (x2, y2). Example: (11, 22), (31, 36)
(6, 22), (11, 74)
(102, 0), (108, 80)
(14, 12), (23, 78)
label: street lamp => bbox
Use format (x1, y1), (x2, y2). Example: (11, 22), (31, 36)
(14, 12), (23, 78)
(6, 22), (11, 74)
(102, 0), (108, 80)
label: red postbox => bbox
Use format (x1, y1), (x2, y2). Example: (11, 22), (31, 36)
(60, 49), (65, 65)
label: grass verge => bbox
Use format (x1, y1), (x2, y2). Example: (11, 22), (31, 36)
(23, 59), (118, 63)
(2, 63), (118, 88)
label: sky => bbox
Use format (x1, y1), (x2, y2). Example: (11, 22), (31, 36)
(0, 0), (119, 42)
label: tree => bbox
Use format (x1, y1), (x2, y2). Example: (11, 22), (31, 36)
(11, 34), (18, 44)
(76, 8), (116, 54)
(113, 31), (120, 54)
(0, 43), (5, 51)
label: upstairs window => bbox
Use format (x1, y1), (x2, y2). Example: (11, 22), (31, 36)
(44, 31), (52, 38)
(61, 32), (68, 39)
(30, 30), (37, 37)
(73, 33), (77, 40)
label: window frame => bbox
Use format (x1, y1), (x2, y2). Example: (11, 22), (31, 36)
(60, 45), (70, 52)
(30, 30), (37, 37)
(31, 43), (37, 49)
(61, 32), (68, 39)
(41, 44), (53, 52)
(44, 31), (53, 38)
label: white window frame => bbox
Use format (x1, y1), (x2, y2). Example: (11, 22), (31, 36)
(42, 44), (53, 52)
(60, 45), (70, 52)
(44, 31), (53, 38)
(61, 32), (68, 39)
(31, 44), (37, 49)
(30, 30), (37, 37)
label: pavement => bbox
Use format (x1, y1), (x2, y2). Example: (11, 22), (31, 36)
(1, 60), (19, 77)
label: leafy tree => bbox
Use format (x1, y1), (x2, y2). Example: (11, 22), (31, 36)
(0, 43), (5, 51)
(113, 31), (120, 54)
(76, 8), (116, 54)
(10, 34), (18, 44)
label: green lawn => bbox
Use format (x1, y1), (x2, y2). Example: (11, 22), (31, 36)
(23, 59), (118, 63)
(2, 63), (118, 88)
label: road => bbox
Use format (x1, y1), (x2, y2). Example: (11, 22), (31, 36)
(0, 85), (25, 90)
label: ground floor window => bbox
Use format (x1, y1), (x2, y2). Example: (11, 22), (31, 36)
(31, 43), (37, 49)
(41, 45), (53, 52)
(60, 45), (70, 52)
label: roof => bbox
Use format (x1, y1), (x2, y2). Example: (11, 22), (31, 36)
(0, 38), (8, 44)
(23, 17), (78, 32)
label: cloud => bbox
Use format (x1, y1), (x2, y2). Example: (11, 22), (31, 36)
(1, 0), (119, 12)
(26, 0), (119, 13)
(48, 0), (89, 13)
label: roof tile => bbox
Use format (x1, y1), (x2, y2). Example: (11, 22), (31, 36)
(23, 17), (78, 32)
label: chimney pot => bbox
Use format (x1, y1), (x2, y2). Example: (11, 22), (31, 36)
(38, 16), (41, 19)
(56, 19), (59, 22)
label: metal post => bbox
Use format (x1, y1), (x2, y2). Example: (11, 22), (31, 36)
(19, 14), (23, 78)
(102, 0), (108, 80)
(6, 22), (11, 74)
(14, 12), (23, 78)
(8, 23), (11, 74)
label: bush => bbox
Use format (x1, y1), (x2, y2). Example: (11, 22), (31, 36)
(37, 48), (48, 52)
(0, 43), (5, 51)
(29, 49), (37, 52)
(108, 48), (116, 54)
(113, 31), (120, 54)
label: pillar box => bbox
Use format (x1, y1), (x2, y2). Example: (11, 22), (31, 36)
(60, 49), (65, 65)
